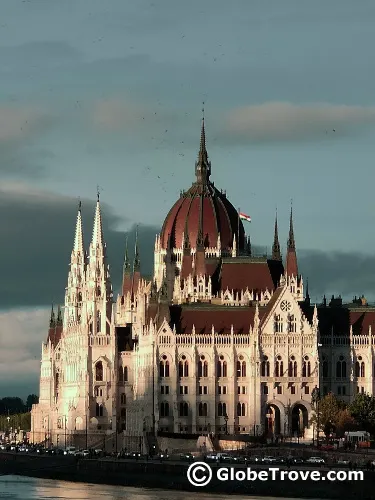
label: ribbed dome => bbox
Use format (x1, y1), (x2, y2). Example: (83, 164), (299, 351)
(160, 119), (245, 251)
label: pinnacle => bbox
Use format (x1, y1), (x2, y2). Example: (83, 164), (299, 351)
(73, 202), (84, 254)
(92, 197), (104, 249)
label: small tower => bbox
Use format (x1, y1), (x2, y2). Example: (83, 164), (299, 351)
(63, 200), (86, 326)
(285, 204), (298, 278)
(121, 235), (132, 296)
(272, 211), (281, 261)
(85, 191), (113, 335)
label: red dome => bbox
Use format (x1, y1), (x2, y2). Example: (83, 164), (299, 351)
(160, 120), (245, 251)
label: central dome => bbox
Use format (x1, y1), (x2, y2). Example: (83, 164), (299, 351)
(160, 120), (245, 251)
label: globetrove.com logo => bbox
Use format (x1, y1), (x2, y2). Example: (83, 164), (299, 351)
(186, 462), (363, 487)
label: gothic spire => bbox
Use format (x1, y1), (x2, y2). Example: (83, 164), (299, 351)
(195, 105), (211, 184)
(272, 211), (281, 261)
(92, 191), (104, 249)
(123, 235), (130, 273)
(56, 305), (63, 326)
(73, 200), (84, 254)
(133, 225), (140, 272)
(49, 304), (55, 328)
(287, 204), (295, 251)
(285, 202), (299, 277)
(183, 216), (191, 253)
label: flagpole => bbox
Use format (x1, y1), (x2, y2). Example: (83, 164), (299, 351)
(237, 207), (240, 256)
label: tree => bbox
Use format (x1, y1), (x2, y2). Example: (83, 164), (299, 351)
(312, 393), (346, 439)
(0, 397), (25, 415)
(349, 393), (375, 434)
(26, 394), (39, 409)
(335, 408), (357, 436)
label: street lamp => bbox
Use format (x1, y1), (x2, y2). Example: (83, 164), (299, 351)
(266, 412), (272, 436)
(224, 414), (229, 434)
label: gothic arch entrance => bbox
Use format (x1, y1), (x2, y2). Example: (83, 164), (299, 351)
(291, 404), (308, 437)
(265, 404), (281, 436)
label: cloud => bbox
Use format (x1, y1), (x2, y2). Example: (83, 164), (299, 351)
(91, 98), (148, 131)
(223, 102), (375, 143)
(0, 106), (55, 177)
(0, 183), (156, 308)
(0, 308), (48, 389)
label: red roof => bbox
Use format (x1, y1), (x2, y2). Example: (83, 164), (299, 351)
(220, 258), (283, 294)
(160, 182), (245, 250)
(350, 310), (375, 335)
(170, 304), (259, 334)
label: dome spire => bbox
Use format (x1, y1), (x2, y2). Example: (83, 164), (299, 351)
(195, 103), (211, 184)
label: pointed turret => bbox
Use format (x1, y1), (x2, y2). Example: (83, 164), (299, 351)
(195, 107), (211, 184)
(305, 278), (310, 305)
(56, 305), (63, 326)
(133, 225), (140, 272)
(130, 225), (141, 298)
(246, 235), (252, 256)
(272, 212), (281, 261)
(64, 200), (86, 326)
(92, 191), (104, 249)
(122, 235), (132, 295)
(86, 191), (113, 335)
(73, 201), (84, 254)
(49, 304), (56, 328)
(285, 205), (299, 277)
(181, 218), (193, 279)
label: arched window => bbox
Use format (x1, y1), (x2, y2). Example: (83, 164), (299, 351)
(322, 357), (328, 378)
(217, 356), (227, 378)
(288, 314), (297, 333)
(160, 402), (170, 418)
(159, 356), (170, 378)
(95, 361), (103, 381)
(178, 356), (189, 377)
(120, 393), (126, 405)
(261, 356), (270, 377)
(124, 366), (128, 382)
(119, 367), (123, 382)
(198, 356), (208, 377)
(355, 357), (365, 378)
(218, 402), (227, 417)
(198, 402), (208, 417)
(288, 356), (297, 377)
(302, 356), (311, 377)
(237, 402), (246, 417)
(121, 408), (126, 418)
(275, 356), (284, 377)
(95, 403), (104, 417)
(336, 356), (347, 378)
(274, 314), (283, 333)
(236, 356), (246, 377)
(178, 402), (188, 417)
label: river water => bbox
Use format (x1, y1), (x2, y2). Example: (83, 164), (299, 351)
(0, 476), (321, 500)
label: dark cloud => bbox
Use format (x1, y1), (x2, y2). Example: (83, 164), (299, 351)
(0, 186), (156, 308)
(1, 187), (374, 309)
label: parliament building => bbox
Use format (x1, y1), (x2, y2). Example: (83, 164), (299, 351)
(31, 119), (375, 449)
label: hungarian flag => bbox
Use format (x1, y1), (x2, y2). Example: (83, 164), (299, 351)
(239, 212), (251, 222)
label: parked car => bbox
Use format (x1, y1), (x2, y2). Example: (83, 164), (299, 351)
(306, 456), (325, 464)
(180, 453), (194, 462)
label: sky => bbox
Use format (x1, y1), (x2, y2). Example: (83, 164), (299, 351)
(1, 0), (375, 398)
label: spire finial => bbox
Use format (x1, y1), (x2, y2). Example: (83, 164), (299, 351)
(97, 185), (101, 201)
(133, 224), (140, 271)
(272, 208), (281, 260)
(78, 197), (82, 210)
(288, 201), (295, 250)
(123, 234), (130, 273)
(195, 106), (211, 184)
(49, 304), (55, 328)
